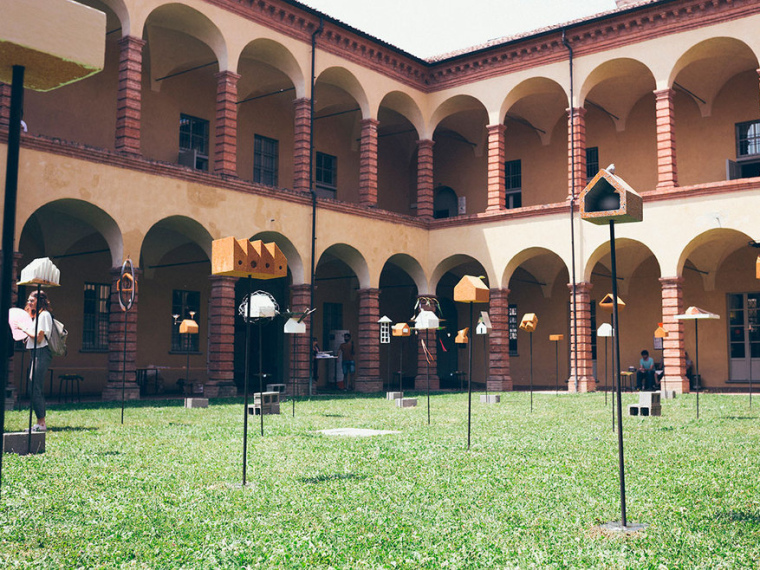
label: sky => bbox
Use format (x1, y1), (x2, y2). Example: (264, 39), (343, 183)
(299, 0), (619, 59)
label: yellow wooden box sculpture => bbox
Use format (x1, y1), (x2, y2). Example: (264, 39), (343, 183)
(453, 275), (489, 303)
(599, 293), (626, 312)
(392, 323), (411, 337)
(211, 236), (287, 279)
(579, 167), (643, 225)
(179, 319), (199, 335)
(519, 313), (538, 333)
(455, 327), (469, 344)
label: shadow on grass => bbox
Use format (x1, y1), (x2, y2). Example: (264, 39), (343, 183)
(721, 416), (757, 420)
(49, 426), (97, 433)
(322, 414), (345, 418)
(718, 510), (760, 525)
(300, 473), (366, 484)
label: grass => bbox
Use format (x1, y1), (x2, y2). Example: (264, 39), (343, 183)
(1, 390), (759, 568)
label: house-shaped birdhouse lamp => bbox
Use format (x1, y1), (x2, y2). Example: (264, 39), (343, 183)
(454, 275), (489, 303)
(580, 167), (643, 225)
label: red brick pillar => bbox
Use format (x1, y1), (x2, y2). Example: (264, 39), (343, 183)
(486, 124), (506, 211)
(115, 36), (145, 155)
(568, 281), (595, 392)
(206, 276), (238, 398)
(214, 70), (240, 177)
(356, 288), (382, 393)
(288, 284), (312, 396)
(487, 288), (512, 391)
(102, 267), (140, 401)
(3, 252), (22, 408)
(293, 98), (311, 192)
(359, 118), (379, 207)
(416, 139), (435, 219)
(660, 277), (688, 393)
(0, 82), (11, 130)
(654, 88), (678, 189)
(567, 107), (587, 199)
(414, 330), (439, 391)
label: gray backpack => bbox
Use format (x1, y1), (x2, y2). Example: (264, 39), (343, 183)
(47, 315), (68, 357)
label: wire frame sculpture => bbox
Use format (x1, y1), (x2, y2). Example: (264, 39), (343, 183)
(238, 291), (279, 323)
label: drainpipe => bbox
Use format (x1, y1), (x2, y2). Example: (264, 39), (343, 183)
(308, 18), (323, 396)
(562, 29), (579, 393)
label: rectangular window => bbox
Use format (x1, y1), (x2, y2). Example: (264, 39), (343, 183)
(82, 283), (110, 351)
(736, 120), (760, 158)
(316, 152), (337, 189)
(586, 147), (599, 182)
(253, 135), (279, 186)
(508, 304), (518, 356)
(171, 290), (201, 352)
(179, 114), (209, 171)
(505, 159), (522, 209)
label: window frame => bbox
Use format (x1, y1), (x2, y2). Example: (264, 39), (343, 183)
(315, 151), (338, 190)
(179, 113), (210, 171)
(505, 159), (522, 210)
(253, 134), (279, 187)
(82, 282), (111, 352)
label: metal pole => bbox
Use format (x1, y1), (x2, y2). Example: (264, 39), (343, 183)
(611, 314), (616, 432)
(555, 339), (560, 395)
(529, 331), (534, 413)
(242, 277), (251, 486)
(604, 336), (608, 406)
(120, 302), (128, 425)
(610, 220), (628, 528)
(0, 65), (25, 487)
(185, 334), (191, 392)
(292, 337), (296, 417)
(467, 303), (473, 450)
(399, 338), (403, 393)
(695, 320), (700, 420)
(749, 334), (753, 409)
(426, 328), (430, 425)
(259, 320), (264, 436)
(484, 331), (489, 398)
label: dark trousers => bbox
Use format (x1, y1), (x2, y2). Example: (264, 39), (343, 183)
(29, 345), (52, 420)
(636, 369), (655, 391)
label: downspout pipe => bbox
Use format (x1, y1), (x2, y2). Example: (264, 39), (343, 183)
(562, 29), (579, 393)
(308, 18), (323, 396)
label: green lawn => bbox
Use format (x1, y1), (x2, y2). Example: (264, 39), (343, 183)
(1, 391), (758, 568)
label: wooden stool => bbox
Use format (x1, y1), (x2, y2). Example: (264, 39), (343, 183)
(620, 371), (635, 392)
(58, 374), (83, 403)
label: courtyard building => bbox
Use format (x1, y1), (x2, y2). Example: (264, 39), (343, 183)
(2, 0), (759, 402)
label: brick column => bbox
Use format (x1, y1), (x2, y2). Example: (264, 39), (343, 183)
(567, 107), (587, 199)
(288, 284), (312, 396)
(0, 82), (11, 130)
(660, 277), (688, 393)
(293, 98), (311, 192)
(654, 88), (678, 189)
(486, 124), (506, 211)
(416, 139), (435, 219)
(2, 252), (22, 408)
(115, 36), (145, 155)
(488, 288), (512, 391)
(356, 288), (382, 393)
(359, 118), (379, 207)
(414, 329), (439, 391)
(568, 282), (595, 392)
(214, 70), (240, 177)
(205, 276), (238, 398)
(102, 267), (140, 401)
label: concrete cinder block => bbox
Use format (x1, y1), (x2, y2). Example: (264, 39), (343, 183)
(387, 391), (403, 400)
(3, 431), (45, 455)
(266, 383), (286, 396)
(480, 395), (500, 404)
(660, 390), (677, 399)
(639, 392), (661, 407)
(248, 403), (280, 415)
(628, 405), (640, 416)
(254, 392), (279, 405)
(184, 398), (209, 408)
(396, 398), (417, 408)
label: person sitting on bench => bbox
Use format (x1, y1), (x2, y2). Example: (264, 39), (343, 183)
(637, 350), (656, 391)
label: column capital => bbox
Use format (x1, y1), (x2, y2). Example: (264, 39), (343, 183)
(214, 70), (241, 83)
(659, 276), (684, 287)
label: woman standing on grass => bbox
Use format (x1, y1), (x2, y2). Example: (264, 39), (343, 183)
(22, 290), (53, 432)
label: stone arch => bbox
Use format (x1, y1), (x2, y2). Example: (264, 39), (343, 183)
(139, 215), (213, 279)
(500, 77), (568, 146)
(315, 67), (370, 118)
(381, 253), (428, 295)
(585, 238), (660, 297)
(503, 247), (569, 299)
(250, 231), (305, 285)
(678, 228), (755, 292)
(580, 58), (656, 132)
(143, 3), (228, 91)
(669, 37), (758, 117)
(237, 38), (305, 99)
(19, 198), (123, 267)
(318, 243), (371, 290)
